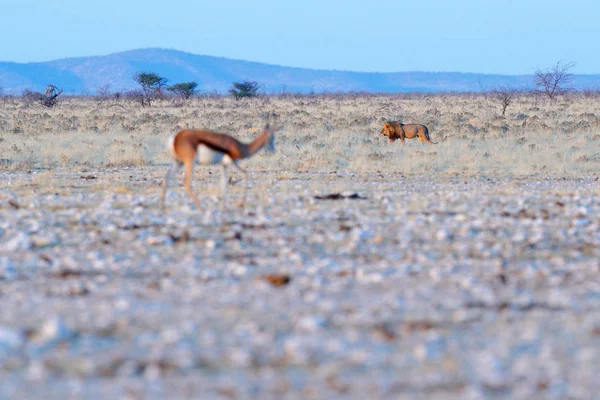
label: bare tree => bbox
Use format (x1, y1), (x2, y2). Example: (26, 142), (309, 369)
(94, 84), (125, 109)
(123, 89), (145, 106)
(95, 84), (112, 107)
(44, 84), (63, 106)
(491, 86), (519, 117)
(534, 61), (575, 100)
(22, 84), (63, 107)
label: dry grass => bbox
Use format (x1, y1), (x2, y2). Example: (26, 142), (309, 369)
(1, 94), (599, 176)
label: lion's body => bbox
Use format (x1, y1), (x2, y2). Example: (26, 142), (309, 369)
(380, 121), (435, 145)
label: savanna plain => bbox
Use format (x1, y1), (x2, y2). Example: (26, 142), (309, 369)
(0, 93), (599, 399)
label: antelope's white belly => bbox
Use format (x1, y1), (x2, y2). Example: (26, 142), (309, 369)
(197, 144), (232, 166)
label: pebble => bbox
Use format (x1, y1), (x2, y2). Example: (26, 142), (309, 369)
(0, 171), (598, 398)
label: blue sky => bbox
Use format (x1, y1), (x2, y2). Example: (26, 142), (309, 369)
(2, 0), (598, 74)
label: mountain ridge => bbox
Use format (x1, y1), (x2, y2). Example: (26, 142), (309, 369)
(1, 48), (598, 94)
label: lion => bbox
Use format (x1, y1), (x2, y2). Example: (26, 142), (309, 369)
(381, 121), (436, 145)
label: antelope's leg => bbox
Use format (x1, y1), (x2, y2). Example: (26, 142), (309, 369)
(220, 165), (229, 197)
(220, 165), (228, 209)
(161, 161), (182, 209)
(183, 160), (202, 209)
(231, 161), (248, 208)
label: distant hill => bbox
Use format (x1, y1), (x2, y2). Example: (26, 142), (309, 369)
(1, 48), (599, 94)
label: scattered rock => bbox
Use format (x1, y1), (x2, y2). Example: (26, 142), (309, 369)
(262, 273), (291, 287)
(314, 192), (367, 200)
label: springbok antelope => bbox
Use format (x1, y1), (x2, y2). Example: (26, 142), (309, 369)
(161, 125), (276, 209)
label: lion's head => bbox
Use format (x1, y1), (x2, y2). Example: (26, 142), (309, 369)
(381, 121), (400, 142)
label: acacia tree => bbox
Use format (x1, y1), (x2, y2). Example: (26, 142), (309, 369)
(167, 81), (198, 100)
(491, 86), (519, 117)
(132, 72), (168, 106)
(229, 81), (260, 99)
(534, 61), (575, 100)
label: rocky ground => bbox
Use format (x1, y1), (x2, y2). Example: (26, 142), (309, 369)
(0, 168), (599, 399)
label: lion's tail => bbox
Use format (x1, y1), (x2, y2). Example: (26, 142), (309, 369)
(424, 126), (437, 144)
